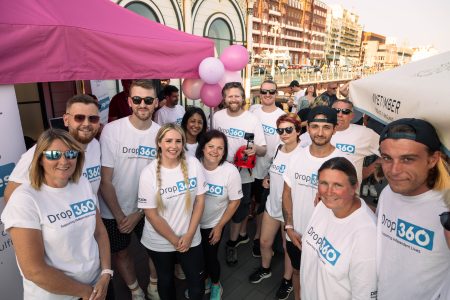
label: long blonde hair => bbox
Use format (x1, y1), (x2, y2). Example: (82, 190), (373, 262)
(155, 124), (191, 213)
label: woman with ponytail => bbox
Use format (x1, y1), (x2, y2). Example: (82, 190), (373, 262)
(138, 123), (207, 300)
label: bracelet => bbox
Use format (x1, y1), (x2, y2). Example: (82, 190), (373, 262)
(284, 225), (294, 231)
(138, 209), (145, 216)
(101, 269), (114, 278)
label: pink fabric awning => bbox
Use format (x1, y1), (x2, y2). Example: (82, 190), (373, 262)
(0, 0), (215, 84)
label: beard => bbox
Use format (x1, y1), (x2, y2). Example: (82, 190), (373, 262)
(68, 125), (97, 144)
(133, 108), (152, 121)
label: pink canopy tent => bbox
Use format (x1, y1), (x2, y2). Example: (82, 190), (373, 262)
(0, 0), (214, 84)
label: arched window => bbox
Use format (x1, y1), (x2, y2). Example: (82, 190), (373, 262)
(125, 2), (159, 22)
(207, 19), (231, 55)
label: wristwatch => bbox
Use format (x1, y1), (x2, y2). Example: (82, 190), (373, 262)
(101, 269), (114, 278)
(284, 225), (294, 231)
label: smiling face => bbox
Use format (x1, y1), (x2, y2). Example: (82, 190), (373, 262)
(202, 137), (225, 167)
(260, 82), (277, 106)
(318, 169), (358, 213)
(380, 138), (439, 196)
(128, 85), (157, 122)
(332, 101), (354, 131)
(224, 87), (244, 113)
(307, 115), (336, 146)
(41, 139), (77, 188)
(186, 113), (204, 140)
(63, 103), (99, 144)
(158, 129), (183, 163)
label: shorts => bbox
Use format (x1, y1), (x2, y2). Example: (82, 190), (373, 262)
(231, 183), (252, 223)
(103, 217), (145, 254)
(286, 240), (301, 270)
(251, 179), (270, 215)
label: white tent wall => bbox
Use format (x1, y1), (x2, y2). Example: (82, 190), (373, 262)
(0, 84), (26, 299)
(349, 51), (450, 156)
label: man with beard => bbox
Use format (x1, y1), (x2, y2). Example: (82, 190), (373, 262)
(282, 106), (353, 300)
(99, 80), (160, 300)
(154, 85), (185, 125)
(212, 82), (267, 266)
(4, 94), (102, 201)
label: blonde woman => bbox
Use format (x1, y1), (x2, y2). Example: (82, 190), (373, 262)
(2, 129), (111, 300)
(138, 123), (207, 300)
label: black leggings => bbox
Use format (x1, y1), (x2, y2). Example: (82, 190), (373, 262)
(147, 245), (205, 300)
(201, 228), (223, 284)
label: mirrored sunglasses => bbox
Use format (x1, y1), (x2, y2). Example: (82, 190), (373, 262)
(276, 126), (294, 135)
(260, 89), (277, 95)
(440, 212), (450, 231)
(68, 113), (100, 124)
(333, 108), (352, 115)
(131, 96), (155, 105)
(43, 150), (79, 160)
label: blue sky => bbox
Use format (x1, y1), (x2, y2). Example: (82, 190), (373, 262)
(326, 0), (450, 52)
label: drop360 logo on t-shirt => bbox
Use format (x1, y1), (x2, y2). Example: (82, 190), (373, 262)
(47, 198), (96, 226)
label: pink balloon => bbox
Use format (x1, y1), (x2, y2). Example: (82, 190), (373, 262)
(219, 45), (249, 71)
(200, 84), (222, 108)
(182, 78), (204, 100)
(218, 70), (242, 88)
(198, 57), (225, 84)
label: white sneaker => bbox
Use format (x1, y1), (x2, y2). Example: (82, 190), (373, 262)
(147, 282), (160, 300)
(174, 264), (186, 280)
(369, 185), (378, 197)
(131, 288), (146, 300)
(362, 185), (369, 197)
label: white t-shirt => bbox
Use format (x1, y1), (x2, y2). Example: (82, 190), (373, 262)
(186, 142), (198, 157)
(1, 177), (100, 300)
(8, 139), (101, 194)
(249, 105), (285, 179)
(301, 200), (377, 300)
(212, 109), (266, 184)
(154, 105), (186, 126)
(300, 124), (379, 185)
(265, 144), (302, 222)
(99, 117), (160, 219)
(138, 156), (208, 252)
(376, 187), (450, 300)
(200, 161), (242, 229)
(283, 147), (353, 238)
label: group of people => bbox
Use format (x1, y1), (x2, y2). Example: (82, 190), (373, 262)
(2, 78), (450, 300)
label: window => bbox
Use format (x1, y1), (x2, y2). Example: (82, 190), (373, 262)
(125, 2), (159, 22)
(207, 18), (232, 55)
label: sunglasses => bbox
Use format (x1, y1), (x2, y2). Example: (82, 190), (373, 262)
(67, 113), (100, 124)
(131, 96), (155, 105)
(333, 108), (353, 115)
(276, 126), (294, 135)
(260, 89), (277, 95)
(43, 150), (79, 160)
(440, 212), (450, 231)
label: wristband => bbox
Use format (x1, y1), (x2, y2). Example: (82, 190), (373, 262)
(284, 225), (294, 231)
(138, 209), (144, 216)
(101, 269), (114, 278)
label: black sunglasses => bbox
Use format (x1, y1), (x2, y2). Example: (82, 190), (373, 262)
(440, 212), (450, 231)
(131, 96), (155, 105)
(260, 89), (277, 95)
(43, 150), (79, 160)
(333, 108), (353, 115)
(67, 113), (100, 124)
(276, 126), (294, 135)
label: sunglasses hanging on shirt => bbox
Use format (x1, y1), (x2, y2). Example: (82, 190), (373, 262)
(440, 212), (450, 231)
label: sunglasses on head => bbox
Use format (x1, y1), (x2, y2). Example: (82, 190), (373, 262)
(67, 113), (100, 124)
(276, 126), (294, 135)
(43, 150), (79, 160)
(260, 89), (277, 95)
(333, 108), (353, 115)
(131, 96), (155, 105)
(440, 212), (450, 231)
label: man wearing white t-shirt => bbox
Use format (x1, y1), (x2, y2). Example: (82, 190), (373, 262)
(100, 79), (161, 300)
(376, 118), (450, 300)
(248, 80), (285, 257)
(154, 85), (185, 125)
(300, 99), (380, 187)
(4, 94), (102, 201)
(213, 82), (267, 266)
(282, 106), (352, 300)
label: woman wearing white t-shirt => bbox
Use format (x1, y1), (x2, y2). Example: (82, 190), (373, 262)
(191, 129), (242, 299)
(181, 107), (207, 157)
(2, 129), (111, 300)
(300, 157), (377, 300)
(138, 123), (207, 300)
(249, 113), (301, 300)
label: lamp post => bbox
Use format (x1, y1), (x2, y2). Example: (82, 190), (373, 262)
(270, 22), (281, 77)
(244, 0), (254, 103)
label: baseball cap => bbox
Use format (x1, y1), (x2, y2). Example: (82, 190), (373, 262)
(289, 80), (300, 87)
(379, 118), (441, 151)
(307, 106), (337, 125)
